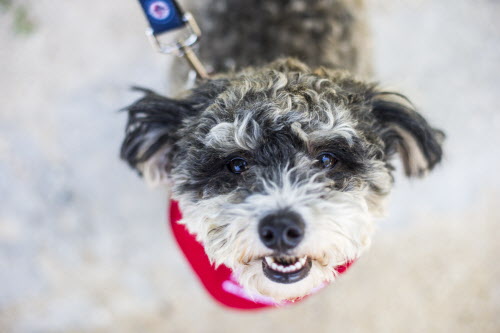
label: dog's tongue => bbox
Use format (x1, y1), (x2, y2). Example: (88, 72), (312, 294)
(168, 200), (353, 310)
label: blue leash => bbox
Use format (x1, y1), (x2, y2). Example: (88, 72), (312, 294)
(136, 0), (209, 79)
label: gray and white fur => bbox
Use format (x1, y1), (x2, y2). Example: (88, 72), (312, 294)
(121, 0), (444, 301)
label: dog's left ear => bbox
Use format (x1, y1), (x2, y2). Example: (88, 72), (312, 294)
(370, 91), (444, 177)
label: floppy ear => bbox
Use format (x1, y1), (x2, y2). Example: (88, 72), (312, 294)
(120, 88), (195, 185)
(120, 80), (228, 186)
(371, 91), (444, 177)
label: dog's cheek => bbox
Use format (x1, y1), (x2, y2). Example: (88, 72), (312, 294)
(297, 189), (376, 263)
(362, 161), (394, 217)
(174, 190), (265, 267)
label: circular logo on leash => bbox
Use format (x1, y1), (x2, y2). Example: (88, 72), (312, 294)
(148, 1), (171, 21)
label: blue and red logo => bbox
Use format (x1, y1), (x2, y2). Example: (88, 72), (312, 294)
(140, 0), (185, 34)
(148, 1), (171, 21)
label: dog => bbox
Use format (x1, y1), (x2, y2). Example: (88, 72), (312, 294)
(121, 0), (444, 302)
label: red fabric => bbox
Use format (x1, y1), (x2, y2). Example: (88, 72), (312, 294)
(169, 200), (353, 310)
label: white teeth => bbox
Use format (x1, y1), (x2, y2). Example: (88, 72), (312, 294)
(265, 256), (274, 265)
(265, 256), (308, 273)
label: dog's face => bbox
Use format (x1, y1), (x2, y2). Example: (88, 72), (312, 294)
(121, 59), (443, 301)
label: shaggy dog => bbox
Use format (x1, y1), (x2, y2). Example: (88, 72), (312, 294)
(121, 0), (443, 302)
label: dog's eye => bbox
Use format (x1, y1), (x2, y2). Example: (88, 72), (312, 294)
(227, 157), (249, 174)
(317, 152), (338, 169)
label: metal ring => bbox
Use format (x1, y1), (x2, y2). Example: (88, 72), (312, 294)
(146, 12), (201, 55)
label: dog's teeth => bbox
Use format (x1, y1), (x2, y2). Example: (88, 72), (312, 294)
(266, 256), (308, 273)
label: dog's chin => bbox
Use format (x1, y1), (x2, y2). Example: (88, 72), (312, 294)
(235, 256), (334, 302)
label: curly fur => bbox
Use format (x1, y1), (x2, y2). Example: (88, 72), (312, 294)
(120, 0), (444, 301)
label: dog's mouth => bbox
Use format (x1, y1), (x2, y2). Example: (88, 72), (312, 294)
(262, 255), (312, 284)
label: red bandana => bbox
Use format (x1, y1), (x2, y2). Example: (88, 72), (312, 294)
(169, 200), (353, 310)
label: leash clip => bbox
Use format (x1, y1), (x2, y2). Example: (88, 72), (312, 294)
(146, 12), (200, 55)
(139, 0), (209, 79)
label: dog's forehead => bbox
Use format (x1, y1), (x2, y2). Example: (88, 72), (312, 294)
(202, 73), (360, 152)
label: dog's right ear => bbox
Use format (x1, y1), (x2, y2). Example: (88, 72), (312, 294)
(120, 88), (194, 186)
(120, 81), (227, 186)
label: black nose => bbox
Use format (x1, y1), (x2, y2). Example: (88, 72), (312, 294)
(258, 211), (305, 251)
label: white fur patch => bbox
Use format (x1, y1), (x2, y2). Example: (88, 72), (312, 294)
(205, 114), (262, 151)
(308, 104), (357, 146)
(134, 129), (172, 187)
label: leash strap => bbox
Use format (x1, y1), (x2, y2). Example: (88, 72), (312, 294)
(137, 0), (209, 79)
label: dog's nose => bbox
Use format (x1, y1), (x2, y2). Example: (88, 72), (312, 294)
(258, 211), (305, 251)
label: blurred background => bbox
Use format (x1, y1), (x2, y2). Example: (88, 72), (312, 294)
(0, 0), (499, 332)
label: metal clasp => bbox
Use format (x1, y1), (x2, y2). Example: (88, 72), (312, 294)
(146, 13), (209, 79)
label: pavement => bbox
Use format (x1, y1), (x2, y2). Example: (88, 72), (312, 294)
(0, 0), (499, 332)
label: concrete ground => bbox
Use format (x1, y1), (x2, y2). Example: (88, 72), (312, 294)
(0, 0), (499, 332)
